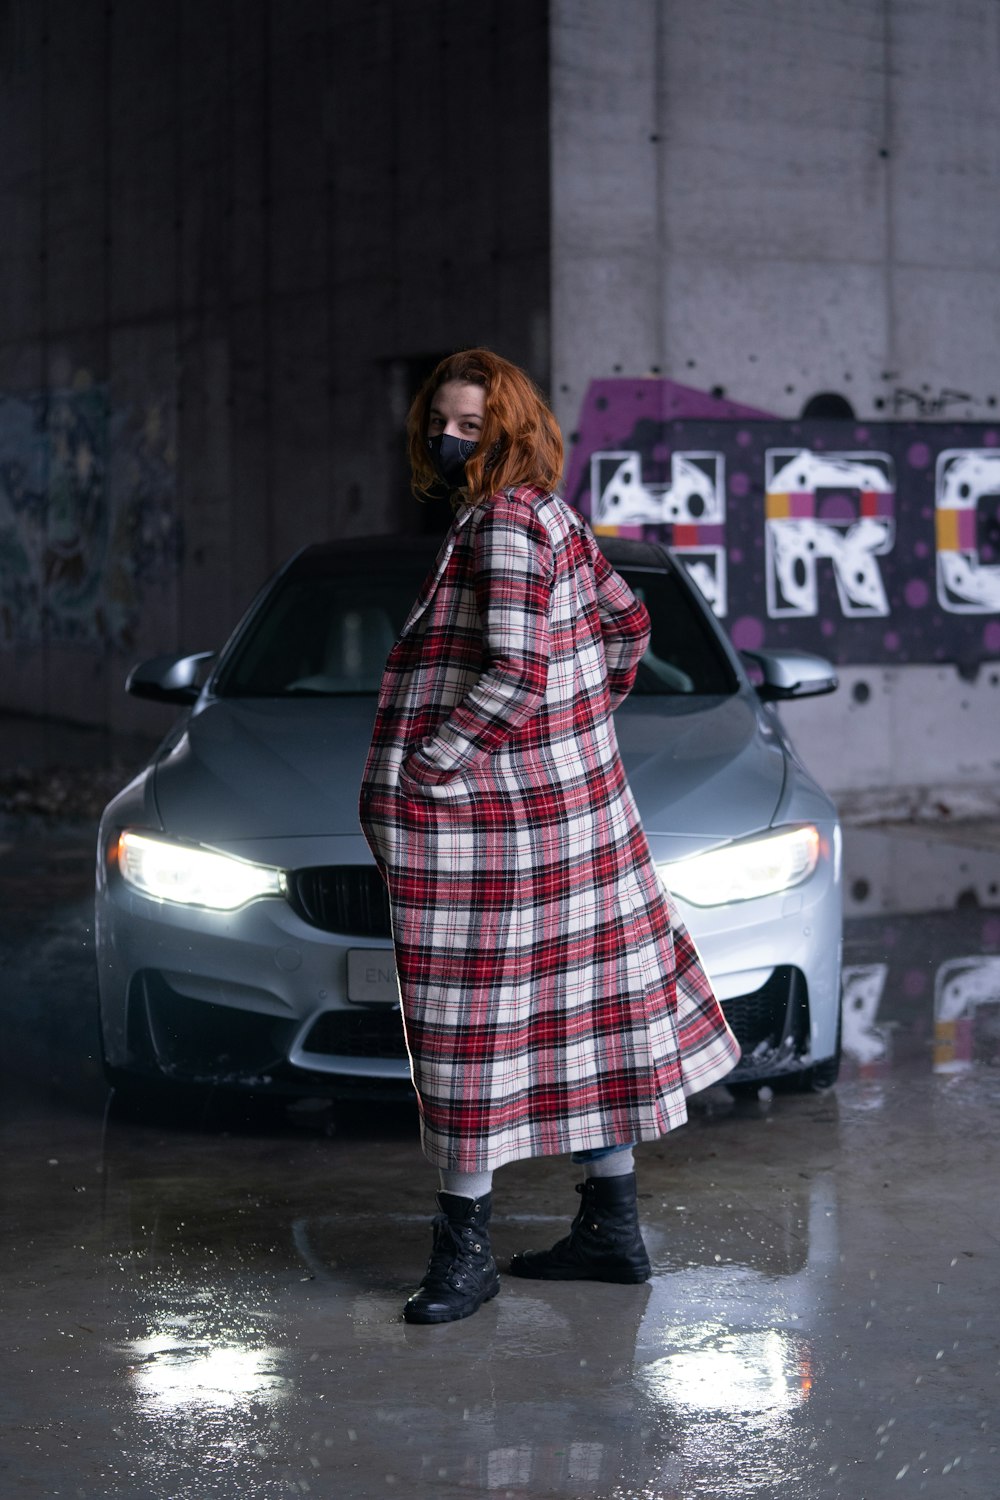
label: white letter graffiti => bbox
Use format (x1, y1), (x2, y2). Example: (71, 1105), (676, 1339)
(934, 956), (1000, 1072)
(840, 963), (890, 1066)
(765, 449), (896, 619)
(934, 450), (1000, 613)
(592, 450), (725, 528)
(590, 449), (728, 614)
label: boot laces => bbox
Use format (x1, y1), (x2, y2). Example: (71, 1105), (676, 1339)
(421, 1215), (483, 1290)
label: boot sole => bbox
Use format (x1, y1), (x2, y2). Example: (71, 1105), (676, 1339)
(402, 1278), (501, 1325)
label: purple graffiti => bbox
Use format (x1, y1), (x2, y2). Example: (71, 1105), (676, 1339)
(566, 378), (1000, 665)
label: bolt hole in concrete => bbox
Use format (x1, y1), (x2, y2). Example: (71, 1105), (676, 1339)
(0, 813), (997, 1497)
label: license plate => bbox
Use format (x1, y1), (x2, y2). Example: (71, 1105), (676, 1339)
(347, 948), (399, 1004)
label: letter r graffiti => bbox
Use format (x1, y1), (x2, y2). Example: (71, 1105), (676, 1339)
(764, 449), (896, 619)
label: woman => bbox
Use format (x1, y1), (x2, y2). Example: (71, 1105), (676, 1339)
(359, 349), (740, 1325)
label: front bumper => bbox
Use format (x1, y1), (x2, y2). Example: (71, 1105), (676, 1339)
(660, 819), (843, 1076)
(96, 825), (410, 1092)
(96, 821), (842, 1093)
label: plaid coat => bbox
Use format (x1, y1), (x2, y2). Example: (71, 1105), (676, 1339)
(359, 486), (740, 1171)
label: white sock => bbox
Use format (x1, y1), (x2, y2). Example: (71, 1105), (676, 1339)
(585, 1147), (635, 1179)
(439, 1168), (493, 1200)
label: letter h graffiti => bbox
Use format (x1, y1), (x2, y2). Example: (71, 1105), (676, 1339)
(589, 450), (728, 614)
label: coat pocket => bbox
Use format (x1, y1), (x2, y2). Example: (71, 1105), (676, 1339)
(399, 760), (475, 805)
(399, 742), (478, 799)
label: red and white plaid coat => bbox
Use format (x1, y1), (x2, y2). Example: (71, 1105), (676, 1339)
(359, 485), (740, 1171)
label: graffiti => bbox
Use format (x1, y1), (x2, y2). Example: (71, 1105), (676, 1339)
(934, 956), (1000, 1073)
(766, 516), (894, 619)
(935, 450), (1000, 613)
(889, 387), (978, 418)
(0, 384), (180, 651)
(592, 450), (728, 613)
(566, 378), (1000, 664)
(841, 951), (1000, 1078)
(842, 907), (1000, 1081)
(841, 963), (890, 1067)
(592, 450), (726, 527)
(764, 450), (895, 619)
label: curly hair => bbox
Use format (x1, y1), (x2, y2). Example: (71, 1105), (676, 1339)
(406, 348), (564, 504)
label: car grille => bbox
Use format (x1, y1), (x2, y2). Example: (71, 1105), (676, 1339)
(299, 1009), (409, 1059)
(285, 865), (392, 937)
(722, 966), (810, 1076)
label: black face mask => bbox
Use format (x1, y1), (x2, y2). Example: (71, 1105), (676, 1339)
(428, 433), (477, 489)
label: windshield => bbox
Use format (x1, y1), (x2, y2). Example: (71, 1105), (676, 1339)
(213, 561), (737, 698)
(215, 574), (415, 697)
(623, 570), (737, 695)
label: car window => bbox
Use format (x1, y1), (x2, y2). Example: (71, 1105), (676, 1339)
(214, 559), (737, 698)
(620, 568), (738, 696)
(215, 575), (421, 697)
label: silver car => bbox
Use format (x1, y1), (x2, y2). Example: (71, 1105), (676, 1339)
(96, 535), (843, 1100)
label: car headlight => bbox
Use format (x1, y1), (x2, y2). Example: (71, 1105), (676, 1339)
(116, 831), (285, 911)
(661, 825), (820, 907)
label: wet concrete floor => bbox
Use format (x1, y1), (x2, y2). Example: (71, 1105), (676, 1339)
(1, 806), (999, 1499)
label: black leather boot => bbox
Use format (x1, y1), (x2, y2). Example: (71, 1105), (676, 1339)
(508, 1173), (651, 1283)
(403, 1192), (501, 1325)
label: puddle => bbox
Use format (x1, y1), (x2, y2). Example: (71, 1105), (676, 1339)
(844, 823), (1000, 916)
(123, 1324), (289, 1413)
(841, 825), (1000, 1081)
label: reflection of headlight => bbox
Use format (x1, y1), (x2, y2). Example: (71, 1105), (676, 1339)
(117, 831), (285, 910)
(641, 1329), (812, 1417)
(125, 1333), (288, 1412)
(661, 825), (820, 907)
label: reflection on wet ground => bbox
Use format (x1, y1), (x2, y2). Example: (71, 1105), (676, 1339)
(1, 819), (999, 1498)
(841, 823), (1000, 1084)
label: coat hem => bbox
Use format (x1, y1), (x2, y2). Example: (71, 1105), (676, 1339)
(418, 1106), (690, 1175)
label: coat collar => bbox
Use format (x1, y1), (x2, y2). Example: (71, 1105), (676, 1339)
(398, 501), (476, 638)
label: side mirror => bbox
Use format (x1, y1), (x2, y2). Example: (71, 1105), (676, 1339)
(126, 652), (216, 705)
(740, 648), (838, 702)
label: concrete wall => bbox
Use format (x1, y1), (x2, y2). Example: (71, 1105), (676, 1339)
(550, 0), (1000, 436)
(783, 662), (1000, 818)
(549, 0), (1000, 801)
(0, 0), (551, 734)
(3, 0), (997, 805)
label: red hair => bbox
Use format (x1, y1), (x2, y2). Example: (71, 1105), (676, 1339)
(407, 348), (564, 504)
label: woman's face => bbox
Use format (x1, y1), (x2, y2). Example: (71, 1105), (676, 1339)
(427, 381), (486, 444)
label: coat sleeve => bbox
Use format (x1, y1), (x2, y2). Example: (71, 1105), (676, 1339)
(404, 496), (553, 785)
(590, 542), (651, 708)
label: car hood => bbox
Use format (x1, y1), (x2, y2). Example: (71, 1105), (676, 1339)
(152, 698), (380, 843)
(151, 693), (786, 849)
(615, 694), (786, 838)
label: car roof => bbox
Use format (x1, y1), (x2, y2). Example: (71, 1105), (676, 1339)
(285, 528), (670, 576)
(593, 535), (670, 569)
